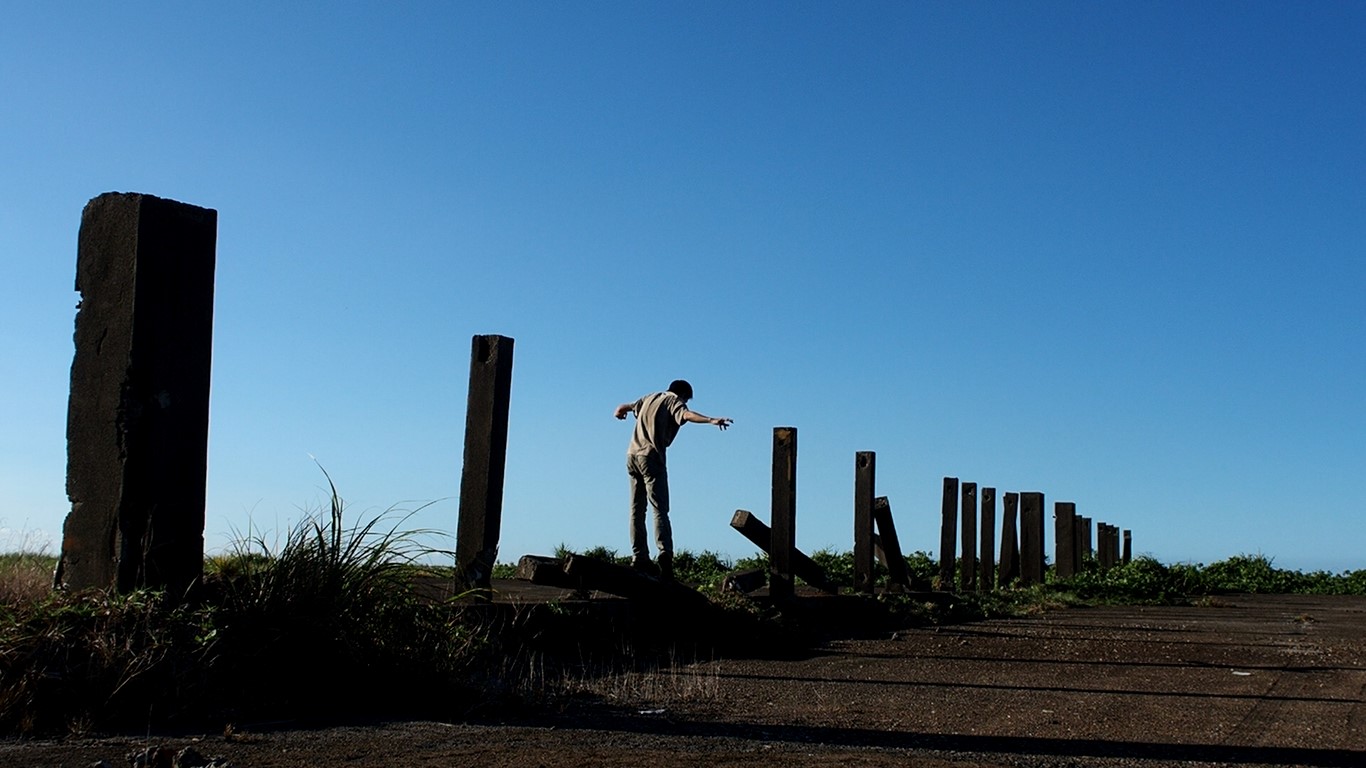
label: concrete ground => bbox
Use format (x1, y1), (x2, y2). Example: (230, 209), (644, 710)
(5, 594), (1364, 767)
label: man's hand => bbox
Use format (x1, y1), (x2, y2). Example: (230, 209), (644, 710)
(712, 417), (733, 430)
(614, 403), (633, 420)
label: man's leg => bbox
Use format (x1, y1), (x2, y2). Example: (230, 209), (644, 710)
(627, 455), (652, 567)
(641, 452), (673, 579)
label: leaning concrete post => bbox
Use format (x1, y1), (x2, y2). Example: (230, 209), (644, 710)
(731, 509), (834, 593)
(455, 334), (514, 591)
(1054, 502), (1077, 579)
(960, 482), (977, 592)
(979, 487), (996, 592)
(998, 492), (1020, 588)
(59, 193), (217, 597)
(853, 452), (876, 593)
(1123, 529), (1132, 564)
(872, 496), (911, 591)
(770, 427), (798, 600)
(1019, 491), (1045, 585)
(938, 477), (958, 590)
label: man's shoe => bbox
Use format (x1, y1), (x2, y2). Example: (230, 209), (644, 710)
(658, 553), (674, 582)
(631, 557), (660, 578)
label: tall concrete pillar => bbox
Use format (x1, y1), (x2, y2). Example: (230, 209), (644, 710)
(960, 482), (977, 592)
(456, 334), (514, 591)
(1093, 524), (1103, 570)
(770, 427), (798, 600)
(1099, 523), (1119, 570)
(1019, 491), (1045, 585)
(1081, 516), (1094, 562)
(1054, 501), (1077, 579)
(60, 193), (217, 597)
(979, 487), (996, 592)
(853, 451), (876, 594)
(998, 492), (1020, 588)
(1074, 514), (1087, 571)
(938, 477), (958, 590)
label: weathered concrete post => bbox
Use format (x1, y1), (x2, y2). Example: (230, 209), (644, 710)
(455, 334), (514, 591)
(1019, 491), (1045, 585)
(979, 487), (996, 592)
(1099, 523), (1119, 570)
(998, 492), (1020, 588)
(1074, 513), (1087, 571)
(730, 509), (835, 593)
(938, 477), (958, 590)
(770, 427), (798, 600)
(1123, 529), (1132, 564)
(853, 451), (876, 594)
(1096, 523), (1109, 570)
(1080, 516), (1094, 563)
(960, 482), (977, 592)
(59, 193), (217, 597)
(1054, 501), (1077, 580)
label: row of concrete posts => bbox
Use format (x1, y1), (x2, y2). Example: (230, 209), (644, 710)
(936, 478), (1133, 593)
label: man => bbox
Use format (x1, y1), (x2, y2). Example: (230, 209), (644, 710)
(614, 379), (732, 580)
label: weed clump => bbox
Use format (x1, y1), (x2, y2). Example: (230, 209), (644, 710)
(0, 475), (486, 735)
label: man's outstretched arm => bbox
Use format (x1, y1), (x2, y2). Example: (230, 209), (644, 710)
(614, 402), (635, 420)
(683, 410), (733, 430)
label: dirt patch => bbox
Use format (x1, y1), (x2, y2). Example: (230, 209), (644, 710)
(5, 595), (1364, 767)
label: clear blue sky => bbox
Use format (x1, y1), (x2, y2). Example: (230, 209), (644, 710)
(3, 2), (1363, 573)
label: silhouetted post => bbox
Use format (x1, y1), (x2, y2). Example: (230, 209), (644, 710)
(873, 496), (911, 591)
(1094, 524), (1103, 570)
(770, 427), (798, 600)
(456, 334), (514, 591)
(960, 482), (977, 592)
(1081, 516), (1094, 563)
(1054, 502), (1077, 579)
(979, 487), (996, 592)
(938, 477), (958, 589)
(59, 193), (217, 597)
(1020, 491), (1045, 585)
(1074, 514), (1087, 571)
(1100, 524), (1119, 570)
(853, 451), (876, 594)
(1123, 529), (1132, 564)
(999, 492), (1020, 588)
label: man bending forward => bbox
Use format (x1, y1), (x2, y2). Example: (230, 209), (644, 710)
(613, 379), (732, 580)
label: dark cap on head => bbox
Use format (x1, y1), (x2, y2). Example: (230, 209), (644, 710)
(668, 379), (694, 401)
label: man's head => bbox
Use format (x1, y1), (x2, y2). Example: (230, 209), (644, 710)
(668, 379), (694, 402)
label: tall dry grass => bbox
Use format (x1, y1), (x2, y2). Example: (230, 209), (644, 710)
(0, 471), (486, 734)
(0, 552), (56, 606)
